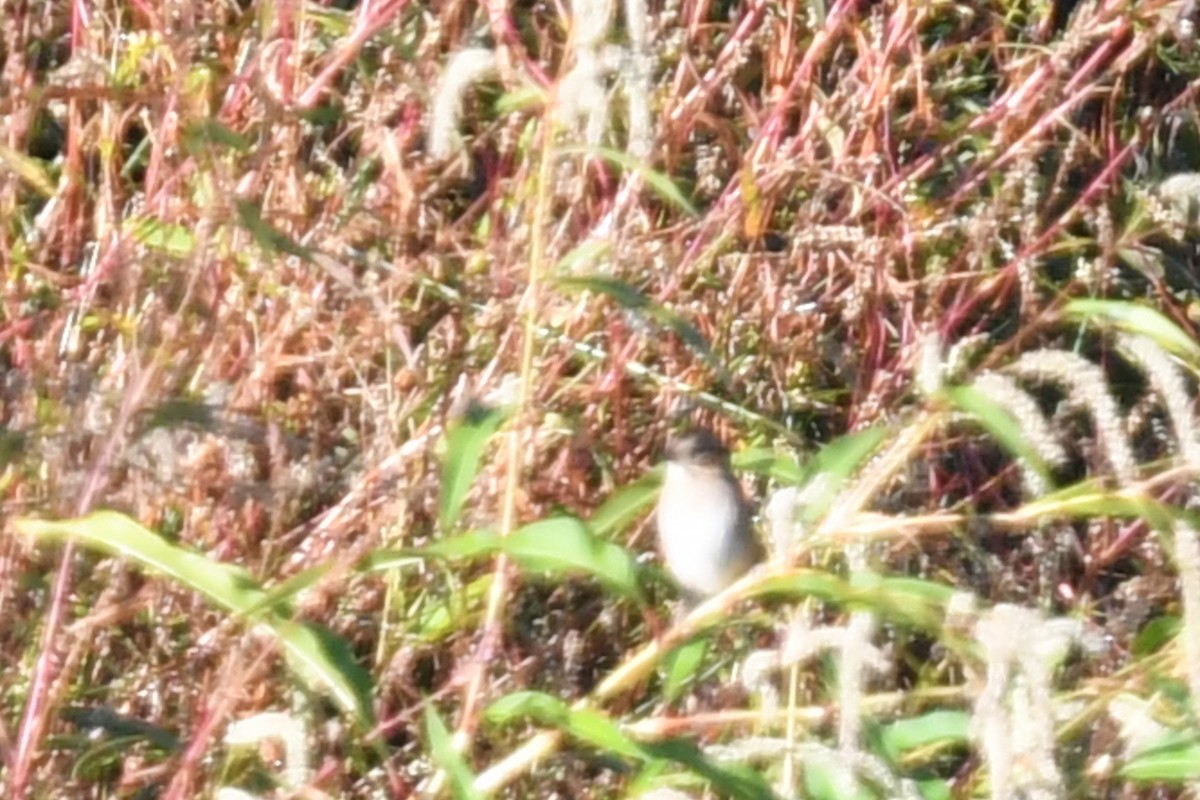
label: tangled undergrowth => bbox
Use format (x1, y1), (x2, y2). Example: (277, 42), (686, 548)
(4, 0), (1200, 797)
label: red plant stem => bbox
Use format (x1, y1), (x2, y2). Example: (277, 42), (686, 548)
(674, 0), (859, 275)
(948, 23), (1131, 206)
(8, 362), (159, 797)
(296, 0), (410, 110)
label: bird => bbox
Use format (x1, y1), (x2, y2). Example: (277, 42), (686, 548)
(655, 428), (763, 602)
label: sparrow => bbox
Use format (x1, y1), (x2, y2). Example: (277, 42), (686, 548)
(655, 428), (762, 602)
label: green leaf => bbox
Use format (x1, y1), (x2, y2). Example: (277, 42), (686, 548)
(275, 620), (374, 724)
(1121, 736), (1200, 781)
(16, 512), (374, 724)
(485, 693), (775, 798)
(235, 200), (311, 260)
(660, 636), (709, 703)
(564, 709), (647, 759)
(733, 447), (806, 484)
(142, 398), (217, 430)
(125, 215), (195, 256)
(557, 275), (727, 383)
(1063, 299), (1200, 366)
(878, 711), (970, 761)
(485, 691), (571, 726)
(411, 574), (492, 642)
(422, 530), (503, 560)
(494, 83), (547, 114)
(639, 739), (778, 800)
(363, 531), (504, 568)
(752, 571), (950, 633)
(182, 119), (252, 152)
(557, 145), (697, 216)
(72, 735), (147, 781)
(587, 475), (661, 538)
(17, 512), (265, 615)
(803, 758), (874, 800)
(505, 517), (643, 600)
(484, 692), (644, 758)
(849, 573), (953, 631)
(798, 426), (890, 523)
(424, 704), (484, 800)
(1018, 483), (1180, 533)
(440, 406), (508, 530)
(1133, 615), (1180, 657)
(243, 562), (333, 617)
(912, 778), (953, 800)
(61, 706), (181, 751)
(366, 517), (642, 598)
(944, 384), (1053, 485)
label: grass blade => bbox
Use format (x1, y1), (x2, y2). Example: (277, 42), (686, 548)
(440, 405), (508, 530)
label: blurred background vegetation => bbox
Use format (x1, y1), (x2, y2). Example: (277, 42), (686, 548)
(5, 0), (1200, 797)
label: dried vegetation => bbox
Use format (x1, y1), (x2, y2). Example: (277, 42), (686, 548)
(4, 0), (1200, 797)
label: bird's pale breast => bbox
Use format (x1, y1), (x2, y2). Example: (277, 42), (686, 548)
(656, 463), (752, 597)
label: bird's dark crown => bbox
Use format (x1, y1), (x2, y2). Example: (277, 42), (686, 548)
(664, 428), (730, 467)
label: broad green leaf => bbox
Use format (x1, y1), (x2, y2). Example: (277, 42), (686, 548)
(587, 475), (660, 538)
(16, 512), (374, 724)
(660, 636), (709, 703)
(300, 3), (352, 35)
(275, 620), (373, 724)
(1064, 299), (1200, 366)
(424, 704), (484, 800)
(366, 518), (642, 598)
(752, 570), (848, 603)
(1133, 615), (1180, 656)
(422, 530), (502, 560)
(565, 709), (646, 759)
(734, 447), (806, 484)
(1018, 484), (1179, 532)
(944, 384), (1053, 485)
(803, 758), (875, 800)
(639, 739), (777, 800)
(1121, 736), (1200, 781)
(485, 691), (571, 725)
(878, 710), (970, 760)
(913, 778), (953, 800)
(505, 517), (643, 600)
(798, 426), (890, 523)
(753, 571), (949, 633)
(847, 573), (952, 631)
(486, 693), (773, 798)
(440, 405), (508, 530)
(484, 693), (643, 758)
(18, 512), (265, 615)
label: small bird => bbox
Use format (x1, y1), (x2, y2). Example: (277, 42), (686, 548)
(655, 428), (762, 601)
